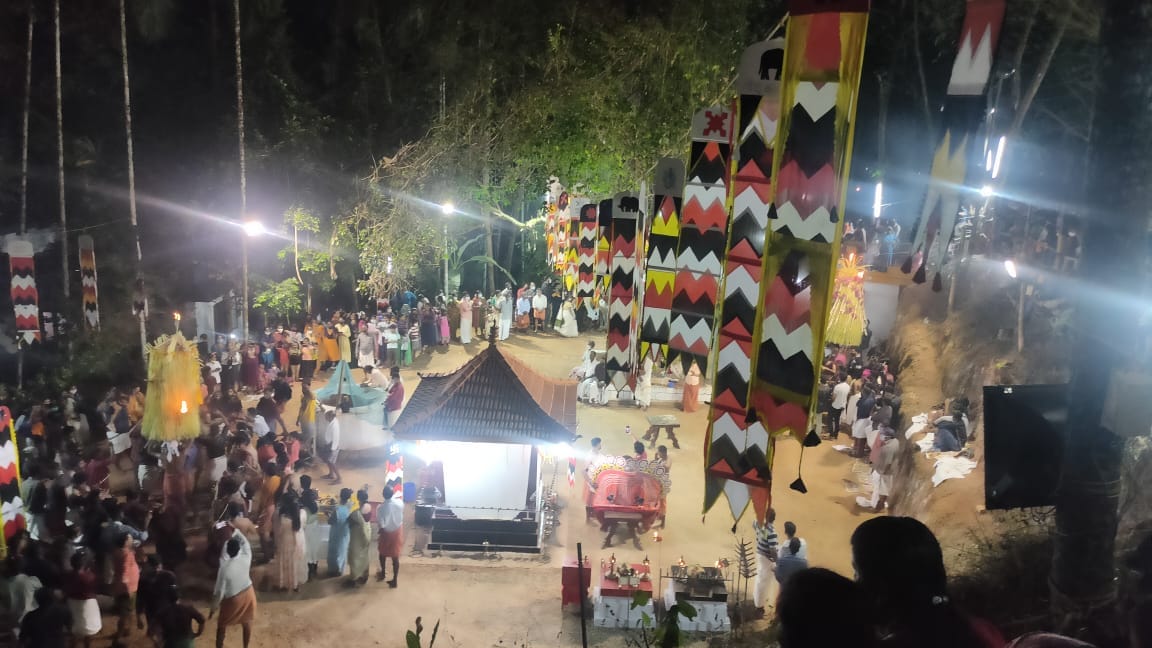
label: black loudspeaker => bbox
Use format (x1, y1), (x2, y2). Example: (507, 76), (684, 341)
(983, 384), (1068, 510)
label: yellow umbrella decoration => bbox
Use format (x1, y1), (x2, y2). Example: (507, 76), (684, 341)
(141, 332), (203, 441)
(825, 253), (867, 347)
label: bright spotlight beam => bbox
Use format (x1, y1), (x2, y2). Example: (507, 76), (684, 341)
(992, 136), (1007, 179)
(243, 220), (266, 237)
(873, 182), (883, 219)
(1004, 259), (1018, 279)
(440, 202), (455, 216)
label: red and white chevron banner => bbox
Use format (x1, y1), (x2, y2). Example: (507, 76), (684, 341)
(704, 38), (784, 521)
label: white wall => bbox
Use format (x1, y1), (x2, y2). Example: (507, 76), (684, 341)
(863, 282), (900, 343)
(438, 442), (533, 520)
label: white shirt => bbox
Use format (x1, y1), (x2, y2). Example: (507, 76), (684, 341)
(212, 530), (252, 608)
(832, 381), (851, 409)
(207, 360), (222, 383)
(252, 415), (270, 438)
(369, 371), (389, 388)
(532, 293), (547, 310)
(384, 330), (400, 349)
(325, 417), (341, 453)
(377, 498), (404, 533)
(786, 536), (809, 561)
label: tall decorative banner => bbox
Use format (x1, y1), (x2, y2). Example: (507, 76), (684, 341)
(639, 158), (685, 364)
(596, 198), (612, 284)
(704, 39), (785, 520)
(384, 441), (404, 496)
(825, 253), (867, 346)
(577, 202), (599, 318)
(903, 0), (1005, 289)
(564, 193), (580, 292)
(668, 106), (733, 374)
(78, 234), (100, 329)
(596, 198), (613, 307)
(745, 0), (871, 524)
(606, 193), (640, 400)
(8, 238), (42, 344)
(0, 406), (24, 556)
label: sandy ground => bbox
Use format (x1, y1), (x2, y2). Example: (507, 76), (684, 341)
(111, 332), (904, 647)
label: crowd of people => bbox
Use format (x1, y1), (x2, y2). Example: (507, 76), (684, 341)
(818, 342), (904, 512)
(758, 513), (1108, 648)
(0, 305), (418, 647)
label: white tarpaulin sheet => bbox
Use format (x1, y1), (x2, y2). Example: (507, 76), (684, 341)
(440, 442), (533, 520)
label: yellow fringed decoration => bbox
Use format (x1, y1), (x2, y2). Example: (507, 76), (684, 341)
(141, 332), (203, 441)
(825, 253), (867, 347)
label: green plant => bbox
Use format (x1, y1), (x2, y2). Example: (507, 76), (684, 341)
(627, 590), (696, 648)
(405, 616), (439, 648)
(252, 279), (304, 322)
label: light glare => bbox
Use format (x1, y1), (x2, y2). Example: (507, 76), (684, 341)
(1004, 259), (1018, 279)
(992, 136), (1007, 179)
(243, 220), (265, 237)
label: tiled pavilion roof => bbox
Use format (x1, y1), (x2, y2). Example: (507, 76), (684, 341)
(392, 340), (577, 445)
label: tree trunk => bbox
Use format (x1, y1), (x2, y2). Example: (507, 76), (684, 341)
(54, 0), (69, 300)
(119, 0), (147, 365)
(876, 70), (891, 170)
(234, 0), (249, 340)
(1009, 1), (1070, 136)
(19, 1), (33, 235)
(1050, 0), (1150, 637)
(910, 0), (934, 142)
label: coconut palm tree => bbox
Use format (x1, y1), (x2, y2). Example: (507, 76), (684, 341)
(118, 0), (148, 363)
(54, 0), (68, 299)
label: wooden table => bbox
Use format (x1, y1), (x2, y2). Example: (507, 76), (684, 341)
(642, 414), (681, 449)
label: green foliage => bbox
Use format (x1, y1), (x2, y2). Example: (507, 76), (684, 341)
(405, 616), (439, 648)
(627, 591), (696, 648)
(252, 278), (304, 320)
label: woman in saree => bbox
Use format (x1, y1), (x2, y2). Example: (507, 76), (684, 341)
(345, 489), (373, 587)
(682, 360), (702, 413)
(272, 494), (307, 592)
(327, 487), (353, 577)
(458, 295), (473, 344)
(241, 343), (262, 392)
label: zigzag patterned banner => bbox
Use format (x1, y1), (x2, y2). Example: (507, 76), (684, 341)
(606, 193), (639, 399)
(640, 158), (685, 364)
(577, 202), (598, 317)
(596, 198), (612, 287)
(79, 234), (100, 330)
(904, 0), (1005, 288)
(8, 238), (41, 344)
(562, 192), (580, 292)
(746, 1), (870, 524)
(668, 106), (733, 374)
(384, 441), (403, 496)
(0, 406), (24, 554)
(704, 38), (785, 522)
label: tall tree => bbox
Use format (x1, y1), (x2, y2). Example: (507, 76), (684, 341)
(1050, 0), (1149, 638)
(234, 0), (249, 338)
(119, 0), (147, 363)
(19, 0), (33, 235)
(54, 0), (69, 299)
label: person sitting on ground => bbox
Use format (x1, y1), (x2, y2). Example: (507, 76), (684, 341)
(777, 568), (876, 648)
(851, 516), (1005, 648)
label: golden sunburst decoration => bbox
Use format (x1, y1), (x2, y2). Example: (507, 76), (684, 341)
(141, 332), (203, 441)
(826, 252), (867, 347)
